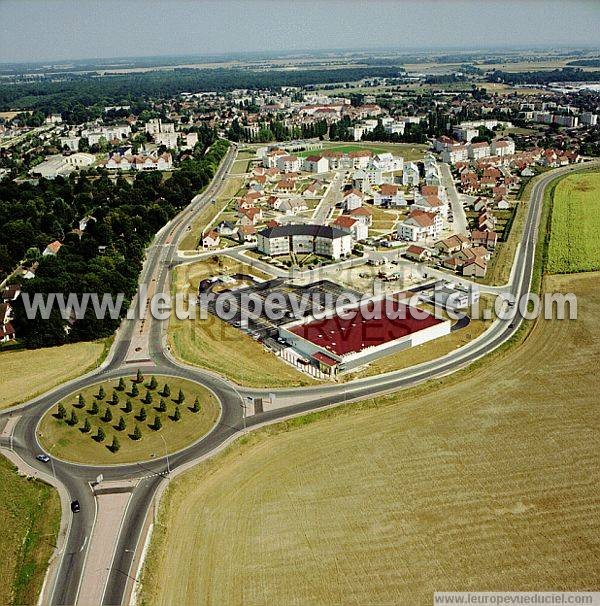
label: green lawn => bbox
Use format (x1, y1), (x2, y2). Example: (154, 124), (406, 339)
(0, 456), (60, 605)
(230, 159), (251, 174)
(547, 170), (600, 273)
(38, 375), (220, 464)
(296, 141), (427, 161)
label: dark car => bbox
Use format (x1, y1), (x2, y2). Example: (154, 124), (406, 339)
(71, 500), (81, 513)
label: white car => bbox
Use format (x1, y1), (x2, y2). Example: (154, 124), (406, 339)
(36, 454), (50, 463)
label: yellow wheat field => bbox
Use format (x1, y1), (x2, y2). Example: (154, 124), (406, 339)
(141, 273), (600, 606)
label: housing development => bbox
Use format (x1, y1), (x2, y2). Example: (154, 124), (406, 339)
(0, 1), (599, 605)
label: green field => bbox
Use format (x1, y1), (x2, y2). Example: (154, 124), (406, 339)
(168, 260), (315, 388)
(296, 141), (427, 161)
(0, 339), (109, 411)
(0, 456), (60, 605)
(179, 175), (245, 250)
(547, 170), (600, 273)
(140, 273), (600, 606)
(38, 375), (220, 464)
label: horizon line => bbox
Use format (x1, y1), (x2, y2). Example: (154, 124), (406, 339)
(1, 43), (599, 69)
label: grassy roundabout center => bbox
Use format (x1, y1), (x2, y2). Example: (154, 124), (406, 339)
(38, 372), (220, 465)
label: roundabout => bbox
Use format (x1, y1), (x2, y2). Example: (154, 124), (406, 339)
(37, 373), (221, 465)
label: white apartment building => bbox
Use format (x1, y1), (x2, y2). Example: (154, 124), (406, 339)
(371, 152), (403, 172)
(490, 139), (516, 157)
(397, 210), (442, 242)
(441, 145), (469, 164)
(155, 131), (178, 148)
(581, 112), (598, 126)
(374, 184), (406, 207)
(276, 155), (301, 173)
(257, 224), (352, 260)
(403, 162), (420, 186)
(468, 141), (491, 160)
(60, 136), (81, 152)
(452, 126), (479, 142)
(302, 155), (329, 173)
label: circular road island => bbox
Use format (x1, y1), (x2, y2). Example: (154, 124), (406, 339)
(38, 373), (220, 465)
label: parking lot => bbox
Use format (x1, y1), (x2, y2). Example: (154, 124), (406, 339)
(204, 278), (363, 345)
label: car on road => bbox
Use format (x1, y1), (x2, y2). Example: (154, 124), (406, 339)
(71, 500), (81, 513)
(36, 454), (50, 463)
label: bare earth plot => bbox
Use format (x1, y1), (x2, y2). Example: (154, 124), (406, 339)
(0, 340), (107, 410)
(141, 272), (600, 606)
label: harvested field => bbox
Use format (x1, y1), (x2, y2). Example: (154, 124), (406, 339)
(141, 272), (600, 605)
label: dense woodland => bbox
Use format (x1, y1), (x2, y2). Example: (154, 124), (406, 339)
(0, 67), (404, 118)
(488, 67), (600, 85)
(3, 138), (229, 348)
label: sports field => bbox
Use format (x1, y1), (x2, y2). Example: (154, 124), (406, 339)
(140, 272), (600, 605)
(0, 340), (108, 410)
(296, 141), (427, 161)
(547, 170), (600, 274)
(0, 456), (60, 605)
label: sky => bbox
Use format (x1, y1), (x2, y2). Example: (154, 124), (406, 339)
(0, 0), (599, 64)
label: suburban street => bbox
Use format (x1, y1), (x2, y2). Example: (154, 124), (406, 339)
(440, 161), (469, 234)
(1, 147), (597, 605)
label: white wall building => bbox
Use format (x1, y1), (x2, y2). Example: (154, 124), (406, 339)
(257, 224), (352, 260)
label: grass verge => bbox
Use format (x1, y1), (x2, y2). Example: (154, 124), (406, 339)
(0, 456), (60, 605)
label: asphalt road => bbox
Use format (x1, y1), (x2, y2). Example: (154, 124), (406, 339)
(3, 152), (596, 605)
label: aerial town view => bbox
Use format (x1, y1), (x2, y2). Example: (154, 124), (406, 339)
(0, 1), (599, 605)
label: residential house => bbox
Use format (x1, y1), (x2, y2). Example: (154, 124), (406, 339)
(374, 183), (406, 207)
(462, 257), (487, 278)
(472, 230), (498, 250)
(238, 225), (257, 243)
(342, 189), (363, 211)
(43, 240), (62, 256)
(397, 210), (442, 242)
(348, 206), (373, 227)
(435, 234), (471, 255)
(274, 178), (296, 192)
(332, 215), (368, 242)
(404, 245), (431, 262)
(202, 231), (220, 248)
(413, 195), (448, 219)
(239, 207), (262, 226)
(278, 197), (308, 215)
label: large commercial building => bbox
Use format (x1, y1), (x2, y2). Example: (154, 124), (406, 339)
(279, 295), (451, 374)
(256, 224), (352, 260)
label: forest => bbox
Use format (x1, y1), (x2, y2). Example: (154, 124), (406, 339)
(3, 138), (229, 348)
(0, 66), (404, 116)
